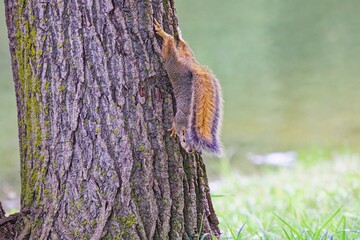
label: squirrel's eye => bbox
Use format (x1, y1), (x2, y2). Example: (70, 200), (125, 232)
(182, 139), (186, 143)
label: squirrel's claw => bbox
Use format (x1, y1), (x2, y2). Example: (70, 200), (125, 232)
(154, 19), (163, 35)
(154, 19), (160, 27)
(168, 126), (177, 138)
(154, 19), (161, 30)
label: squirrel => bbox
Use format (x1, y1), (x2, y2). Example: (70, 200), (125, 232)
(154, 20), (223, 155)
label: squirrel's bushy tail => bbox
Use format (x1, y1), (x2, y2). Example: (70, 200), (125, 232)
(189, 66), (222, 155)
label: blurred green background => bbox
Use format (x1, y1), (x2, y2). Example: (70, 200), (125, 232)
(0, 1), (21, 210)
(1, 0), (360, 211)
(176, 0), (360, 153)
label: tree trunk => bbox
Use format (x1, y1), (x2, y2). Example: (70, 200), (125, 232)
(4, 0), (220, 239)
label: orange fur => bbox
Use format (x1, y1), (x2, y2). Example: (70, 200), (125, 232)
(178, 40), (194, 59)
(161, 37), (174, 60)
(154, 20), (222, 153)
(193, 65), (216, 142)
(177, 35), (217, 141)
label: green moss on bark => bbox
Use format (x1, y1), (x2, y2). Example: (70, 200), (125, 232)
(14, 0), (45, 207)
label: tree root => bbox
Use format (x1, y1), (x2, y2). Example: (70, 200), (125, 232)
(0, 202), (29, 240)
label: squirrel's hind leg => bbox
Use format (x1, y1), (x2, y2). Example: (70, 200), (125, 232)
(175, 29), (193, 59)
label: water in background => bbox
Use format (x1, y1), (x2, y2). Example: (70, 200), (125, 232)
(176, 0), (360, 155)
(1, 1), (360, 203)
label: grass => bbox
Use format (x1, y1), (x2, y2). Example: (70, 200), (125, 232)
(208, 150), (360, 239)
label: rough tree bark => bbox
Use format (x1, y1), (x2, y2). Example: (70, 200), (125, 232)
(3, 0), (220, 239)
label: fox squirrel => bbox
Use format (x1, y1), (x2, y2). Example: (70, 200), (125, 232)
(154, 20), (223, 155)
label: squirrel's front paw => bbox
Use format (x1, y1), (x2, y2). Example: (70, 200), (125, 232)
(168, 126), (177, 138)
(154, 19), (162, 33)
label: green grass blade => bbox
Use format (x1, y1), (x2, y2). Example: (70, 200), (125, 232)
(198, 212), (205, 240)
(320, 230), (328, 240)
(301, 215), (314, 236)
(210, 194), (230, 198)
(224, 219), (237, 239)
(200, 233), (211, 240)
(274, 213), (304, 240)
(336, 215), (346, 240)
(236, 219), (248, 239)
(314, 207), (342, 238)
(282, 227), (292, 240)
